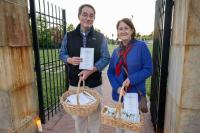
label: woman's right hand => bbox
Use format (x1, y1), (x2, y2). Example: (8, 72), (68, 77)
(122, 78), (130, 88)
(118, 86), (126, 96)
(67, 57), (82, 65)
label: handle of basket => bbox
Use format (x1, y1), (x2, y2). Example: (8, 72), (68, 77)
(76, 79), (85, 105)
(114, 84), (126, 118)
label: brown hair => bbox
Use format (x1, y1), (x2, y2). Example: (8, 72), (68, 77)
(116, 18), (136, 39)
(78, 4), (96, 16)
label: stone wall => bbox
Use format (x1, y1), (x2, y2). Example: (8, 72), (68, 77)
(0, 0), (38, 132)
(164, 0), (200, 132)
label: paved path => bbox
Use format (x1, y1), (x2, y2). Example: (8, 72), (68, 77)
(42, 71), (155, 133)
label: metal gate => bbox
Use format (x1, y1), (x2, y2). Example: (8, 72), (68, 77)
(150, 0), (174, 132)
(29, 0), (67, 123)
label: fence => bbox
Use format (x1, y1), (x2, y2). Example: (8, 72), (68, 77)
(29, 0), (67, 123)
(150, 0), (174, 132)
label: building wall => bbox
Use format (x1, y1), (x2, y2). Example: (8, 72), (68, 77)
(164, 0), (200, 132)
(0, 0), (38, 132)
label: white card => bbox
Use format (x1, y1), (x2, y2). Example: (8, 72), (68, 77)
(79, 47), (94, 70)
(123, 93), (139, 115)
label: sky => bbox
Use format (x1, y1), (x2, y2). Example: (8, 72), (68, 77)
(46, 0), (156, 38)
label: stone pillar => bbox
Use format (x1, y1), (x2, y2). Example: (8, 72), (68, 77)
(0, 0), (38, 133)
(164, 0), (200, 132)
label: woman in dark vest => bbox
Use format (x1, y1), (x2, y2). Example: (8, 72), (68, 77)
(59, 4), (110, 133)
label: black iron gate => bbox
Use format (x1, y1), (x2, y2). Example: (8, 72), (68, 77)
(29, 0), (67, 123)
(150, 0), (174, 132)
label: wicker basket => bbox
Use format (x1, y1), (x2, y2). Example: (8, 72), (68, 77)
(60, 80), (100, 116)
(101, 87), (144, 131)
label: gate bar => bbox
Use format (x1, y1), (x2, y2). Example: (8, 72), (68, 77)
(29, 0), (45, 123)
(157, 0), (174, 129)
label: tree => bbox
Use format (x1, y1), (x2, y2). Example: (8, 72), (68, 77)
(51, 26), (62, 47)
(136, 32), (141, 39)
(36, 15), (52, 48)
(95, 28), (101, 32)
(67, 23), (75, 32)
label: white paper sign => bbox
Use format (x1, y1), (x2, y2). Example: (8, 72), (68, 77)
(65, 92), (96, 105)
(79, 47), (94, 70)
(123, 93), (139, 115)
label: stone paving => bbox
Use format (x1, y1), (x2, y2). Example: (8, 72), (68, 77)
(42, 71), (155, 133)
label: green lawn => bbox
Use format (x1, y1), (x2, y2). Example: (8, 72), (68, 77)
(39, 48), (66, 109)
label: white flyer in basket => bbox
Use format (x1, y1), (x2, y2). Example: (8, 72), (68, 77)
(79, 47), (94, 70)
(123, 93), (139, 115)
(66, 92), (96, 105)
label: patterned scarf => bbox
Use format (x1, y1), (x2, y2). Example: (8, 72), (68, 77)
(115, 42), (133, 76)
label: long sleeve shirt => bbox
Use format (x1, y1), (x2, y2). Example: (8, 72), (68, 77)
(107, 39), (152, 101)
(59, 32), (110, 72)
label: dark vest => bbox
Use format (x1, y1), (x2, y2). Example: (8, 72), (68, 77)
(67, 25), (103, 87)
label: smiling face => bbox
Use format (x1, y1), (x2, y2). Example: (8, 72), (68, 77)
(78, 6), (95, 32)
(117, 21), (134, 46)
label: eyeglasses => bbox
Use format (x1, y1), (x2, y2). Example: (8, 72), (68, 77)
(81, 13), (95, 20)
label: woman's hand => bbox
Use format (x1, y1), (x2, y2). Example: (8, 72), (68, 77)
(117, 86), (126, 96)
(120, 87), (126, 96)
(123, 78), (130, 88)
(67, 57), (82, 66)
